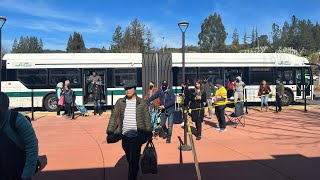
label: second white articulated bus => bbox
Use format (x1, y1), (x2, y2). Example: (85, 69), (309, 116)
(1, 53), (313, 111)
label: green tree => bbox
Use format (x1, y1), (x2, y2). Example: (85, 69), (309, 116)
(121, 27), (133, 53)
(87, 47), (102, 53)
(198, 13), (227, 52)
(12, 38), (18, 53)
(1, 46), (6, 58)
(243, 32), (248, 49)
(130, 18), (145, 53)
(257, 35), (269, 47)
(281, 21), (290, 47)
(17, 36), (28, 53)
(12, 36), (43, 53)
(255, 27), (258, 47)
(111, 25), (123, 53)
(251, 27), (255, 48)
(144, 28), (153, 52)
(225, 45), (239, 53)
(66, 32), (86, 53)
(101, 46), (108, 53)
(232, 28), (239, 47)
(38, 38), (43, 53)
(28, 37), (38, 53)
(288, 15), (299, 49)
(272, 23), (281, 49)
(313, 23), (320, 51)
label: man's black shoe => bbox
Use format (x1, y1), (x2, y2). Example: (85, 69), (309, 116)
(162, 133), (167, 139)
(166, 138), (171, 143)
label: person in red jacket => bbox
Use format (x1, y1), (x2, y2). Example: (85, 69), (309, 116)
(143, 81), (160, 135)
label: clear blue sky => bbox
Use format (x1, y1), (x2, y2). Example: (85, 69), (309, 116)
(1, 0), (320, 51)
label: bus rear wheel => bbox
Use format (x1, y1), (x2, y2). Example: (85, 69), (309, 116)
(281, 90), (293, 106)
(44, 94), (57, 112)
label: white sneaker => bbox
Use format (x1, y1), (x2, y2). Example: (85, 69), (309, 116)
(220, 128), (227, 132)
(215, 127), (221, 131)
(56, 115), (62, 118)
(180, 122), (185, 127)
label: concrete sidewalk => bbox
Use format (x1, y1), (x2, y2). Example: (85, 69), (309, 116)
(32, 107), (320, 180)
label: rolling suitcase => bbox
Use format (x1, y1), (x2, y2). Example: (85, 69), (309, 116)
(76, 104), (88, 116)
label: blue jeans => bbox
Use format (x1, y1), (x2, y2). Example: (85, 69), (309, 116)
(261, 95), (269, 108)
(150, 107), (158, 130)
(93, 100), (101, 108)
(160, 112), (174, 138)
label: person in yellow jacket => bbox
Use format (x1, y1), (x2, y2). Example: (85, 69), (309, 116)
(213, 79), (228, 132)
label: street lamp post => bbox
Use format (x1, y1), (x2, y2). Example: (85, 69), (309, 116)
(162, 36), (165, 54)
(178, 21), (191, 151)
(0, 16), (7, 92)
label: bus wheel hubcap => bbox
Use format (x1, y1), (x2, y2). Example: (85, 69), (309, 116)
(48, 98), (57, 109)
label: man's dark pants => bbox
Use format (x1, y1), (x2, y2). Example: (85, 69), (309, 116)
(215, 105), (226, 128)
(122, 136), (142, 180)
(276, 94), (282, 112)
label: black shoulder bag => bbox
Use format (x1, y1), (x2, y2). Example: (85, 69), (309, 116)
(107, 102), (122, 144)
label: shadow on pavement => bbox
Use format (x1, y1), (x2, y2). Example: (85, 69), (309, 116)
(34, 154), (320, 180)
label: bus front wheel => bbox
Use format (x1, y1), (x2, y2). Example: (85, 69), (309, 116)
(281, 90), (293, 106)
(44, 94), (57, 112)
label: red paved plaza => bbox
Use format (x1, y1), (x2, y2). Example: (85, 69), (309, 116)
(31, 107), (320, 180)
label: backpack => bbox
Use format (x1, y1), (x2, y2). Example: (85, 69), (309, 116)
(228, 82), (234, 90)
(9, 111), (42, 174)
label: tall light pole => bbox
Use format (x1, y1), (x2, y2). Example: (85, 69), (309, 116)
(178, 21), (189, 84)
(162, 36), (165, 53)
(0, 16), (7, 92)
(178, 21), (191, 151)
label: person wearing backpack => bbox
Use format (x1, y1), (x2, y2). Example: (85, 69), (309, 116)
(63, 80), (76, 119)
(0, 92), (39, 180)
(146, 80), (175, 143)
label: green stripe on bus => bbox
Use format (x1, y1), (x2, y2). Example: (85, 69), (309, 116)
(6, 92), (49, 97)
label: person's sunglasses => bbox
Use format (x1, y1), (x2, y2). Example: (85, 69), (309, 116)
(125, 87), (135, 91)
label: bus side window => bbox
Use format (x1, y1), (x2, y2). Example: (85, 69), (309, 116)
(114, 68), (136, 87)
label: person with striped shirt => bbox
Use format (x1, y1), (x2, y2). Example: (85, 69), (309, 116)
(107, 81), (152, 180)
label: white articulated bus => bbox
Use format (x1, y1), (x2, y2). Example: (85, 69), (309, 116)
(1, 53), (313, 111)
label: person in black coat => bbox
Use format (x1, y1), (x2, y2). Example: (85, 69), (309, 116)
(181, 82), (192, 108)
(90, 82), (103, 115)
(180, 82), (192, 127)
(189, 80), (207, 140)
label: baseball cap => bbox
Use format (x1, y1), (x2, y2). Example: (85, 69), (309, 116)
(162, 80), (168, 86)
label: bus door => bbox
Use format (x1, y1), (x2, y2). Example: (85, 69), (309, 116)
(296, 68), (312, 99)
(304, 68), (312, 98)
(83, 69), (107, 105)
(295, 68), (303, 99)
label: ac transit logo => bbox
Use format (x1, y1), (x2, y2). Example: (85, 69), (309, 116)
(14, 62), (33, 67)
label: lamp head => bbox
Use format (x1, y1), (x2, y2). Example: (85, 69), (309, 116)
(0, 16), (7, 29)
(178, 21), (189, 32)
